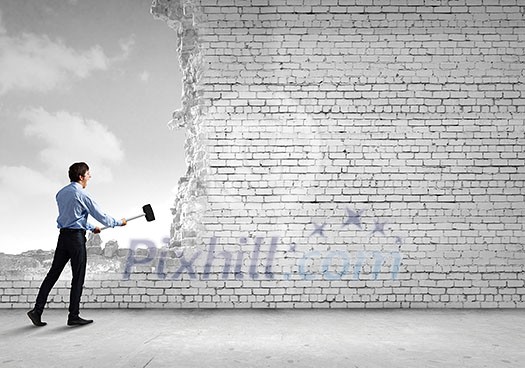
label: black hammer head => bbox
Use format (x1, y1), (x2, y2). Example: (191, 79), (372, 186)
(142, 204), (155, 222)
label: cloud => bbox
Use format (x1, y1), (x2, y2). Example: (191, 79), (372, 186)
(0, 165), (59, 222)
(139, 71), (150, 82)
(0, 34), (108, 95)
(20, 107), (124, 182)
(0, 165), (60, 254)
(118, 36), (135, 60)
(0, 165), (59, 197)
(0, 12), (134, 95)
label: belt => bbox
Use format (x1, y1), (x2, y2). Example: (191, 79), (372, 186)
(60, 228), (86, 234)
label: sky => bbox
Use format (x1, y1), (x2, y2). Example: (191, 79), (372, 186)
(0, 0), (185, 254)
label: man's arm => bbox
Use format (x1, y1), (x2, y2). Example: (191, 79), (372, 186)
(80, 192), (126, 230)
(92, 218), (127, 234)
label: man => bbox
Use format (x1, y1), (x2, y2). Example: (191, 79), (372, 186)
(27, 162), (127, 327)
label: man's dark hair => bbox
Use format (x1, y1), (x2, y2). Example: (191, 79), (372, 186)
(68, 162), (89, 182)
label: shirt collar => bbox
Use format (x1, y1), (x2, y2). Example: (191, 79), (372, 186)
(71, 182), (83, 190)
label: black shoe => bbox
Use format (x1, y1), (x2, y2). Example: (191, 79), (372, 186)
(67, 316), (93, 326)
(27, 309), (47, 327)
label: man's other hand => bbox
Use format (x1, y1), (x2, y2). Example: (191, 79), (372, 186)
(93, 227), (101, 234)
(121, 218), (127, 226)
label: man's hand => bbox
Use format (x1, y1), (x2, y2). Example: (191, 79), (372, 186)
(121, 218), (127, 226)
(93, 227), (101, 234)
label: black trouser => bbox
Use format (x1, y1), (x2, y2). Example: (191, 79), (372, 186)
(34, 229), (87, 318)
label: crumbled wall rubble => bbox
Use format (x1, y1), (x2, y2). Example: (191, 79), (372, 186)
(151, 0), (207, 250)
(0, 235), (130, 277)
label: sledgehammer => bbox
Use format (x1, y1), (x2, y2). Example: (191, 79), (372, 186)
(101, 204), (155, 230)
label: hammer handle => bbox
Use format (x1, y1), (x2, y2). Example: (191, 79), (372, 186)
(125, 214), (145, 222)
(100, 213), (145, 230)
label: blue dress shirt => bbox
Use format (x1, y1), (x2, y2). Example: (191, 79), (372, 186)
(56, 182), (122, 231)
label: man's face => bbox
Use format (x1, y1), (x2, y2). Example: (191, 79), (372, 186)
(79, 170), (91, 188)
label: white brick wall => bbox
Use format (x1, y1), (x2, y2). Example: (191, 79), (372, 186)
(167, 0), (524, 307)
(2, 0), (523, 309)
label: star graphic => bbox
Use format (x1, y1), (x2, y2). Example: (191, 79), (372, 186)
(310, 222), (327, 237)
(371, 220), (387, 236)
(342, 208), (363, 229)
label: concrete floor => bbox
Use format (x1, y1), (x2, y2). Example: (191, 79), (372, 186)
(0, 309), (523, 368)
